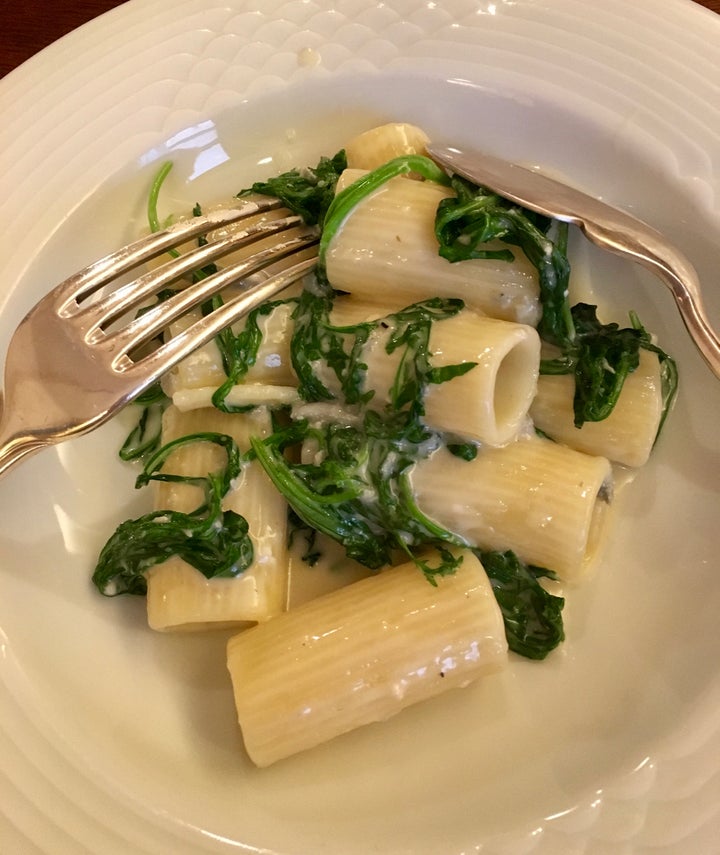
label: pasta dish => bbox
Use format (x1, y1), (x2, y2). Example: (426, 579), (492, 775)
(91, 123), (677, 767)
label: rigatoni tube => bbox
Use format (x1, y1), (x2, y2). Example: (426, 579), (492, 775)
(424, 311), (539, 445)
(146, 405), (289, 631)
(226, 549), (507, 767)
(410, 435), (613, 582)
(163, 301), (297, 397)
(344, 122), (430, 170)
(360, 308), (540, 446)
(306, 298), (541, 447)
(530, 348), (664, 467)
(325, 172), (541, 325)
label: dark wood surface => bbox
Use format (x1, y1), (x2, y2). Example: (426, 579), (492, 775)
(1, 0), (719, 79)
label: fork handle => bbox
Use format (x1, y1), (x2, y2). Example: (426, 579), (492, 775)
(581, 219), (720, 380)
(645, 256), (720, 380)
(0, 440), (46, 478)
(0, 401), (49, 478)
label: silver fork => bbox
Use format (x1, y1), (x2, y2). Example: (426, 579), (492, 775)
(427, 143), (720, 380)
(0, 197), (319, 477)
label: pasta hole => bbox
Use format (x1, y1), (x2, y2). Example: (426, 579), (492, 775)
(492, 336), (539, 436)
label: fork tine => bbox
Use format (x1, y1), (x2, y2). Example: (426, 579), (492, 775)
(118, 254), (318, 389)
(104, 228), (319, 365)
(77, 213), (305, 332)
(54, 196), (285, 315)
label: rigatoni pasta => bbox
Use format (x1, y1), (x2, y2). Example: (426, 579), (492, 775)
(530, 347), (665, 467)
(410, 434), (612, 582)
(422, 310), (540, 446)
(344, 121), (430, 170)
(325, 171), (542, 324)
(171, 382), (300, 413)
(356, 307), (540, 445)
(93, 120), (677, 769)
(297, 300), (541, 445)
(226, 549), (507, 767)
(146, 405), (288, 631)
(163, 300), (298, 397)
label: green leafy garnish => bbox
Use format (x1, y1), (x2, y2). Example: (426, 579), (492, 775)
(435, 174), (573, 346)
(476, 550), (565, 660)
(148, 161), (175, 235)
(239, 150), (348, 227)
(288, 510), (322, 567)
(433, 174), (678, 428)
(93, 432), (253, 596)
(290, 291), (473, 406)
(250, 421), (463, 581)
(250, 293), (476, 580)
(211, 298), (296, 412)
(540, 303), (678, 427)
(289, 283), (372, 403)
(118, 383), (169, 462)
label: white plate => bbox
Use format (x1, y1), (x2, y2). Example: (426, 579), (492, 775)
(1, 1), (719, 853)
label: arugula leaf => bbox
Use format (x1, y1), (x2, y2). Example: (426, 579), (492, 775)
(147, 161), (175, 235)
(630, 312), (679, 439)
(93, 432), (253, 596)
(250, 428), (390, 570)
(290, 291), (472, 407)
(290, 283), (374, 404)
(541, 302), (645, 424)
(434, 174), (573, 347)
(211, 298), (296, 412)
(288, 509), (322, 566)
(239, 150), (348, 227)
(476, 550), (565, 660)
(119, 383), (169, 462)
(541, 303), (678, 427)
(447, 441), (478, 461)
(250, 424), (464, 580)
(257, 292), (479, 578)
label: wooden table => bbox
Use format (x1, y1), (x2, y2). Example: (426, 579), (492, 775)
(2, 0), (719, 79)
